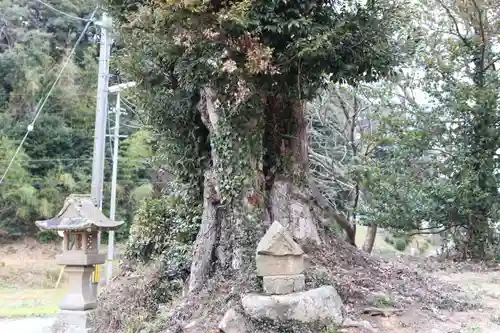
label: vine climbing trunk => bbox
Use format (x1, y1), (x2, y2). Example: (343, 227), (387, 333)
(187, 89), (322, 292)
(188, 87), (266, 292)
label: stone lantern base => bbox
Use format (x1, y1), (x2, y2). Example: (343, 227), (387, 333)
(46, 264), (100, 333)
(58, 265), (97, 310)
(48, 310), (96, 333)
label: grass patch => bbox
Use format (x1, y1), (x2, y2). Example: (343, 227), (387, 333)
(355, 225), (436, 256)
(0, 238), (126, 319)
(355, 226), (395, 253)
(0, 288), (66, 318)
(367, 293), (396, 307)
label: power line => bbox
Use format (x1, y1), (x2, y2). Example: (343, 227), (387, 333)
(0, 157), (152, 163)
(121, 97), (137, 109)
(122, 97), (147, 127)
(0, 7), (98, 184)
(0, 179), (168, 186)
(35, 0), (94, 22)
(108, 117), (142, 129)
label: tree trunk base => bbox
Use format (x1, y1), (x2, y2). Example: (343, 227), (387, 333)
(188, 173), (323, 293)
(158, 274), (340, 333)
(362, 225), (378, 253)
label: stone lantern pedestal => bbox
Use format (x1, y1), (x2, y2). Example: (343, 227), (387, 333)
(59, 266), (97, 311)
(36, 194), (122, 333)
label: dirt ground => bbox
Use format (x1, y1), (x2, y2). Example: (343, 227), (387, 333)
(345, 261), (500, 333)
(0, 238), (124, 288)
(0, 238), (61, 289)
(3, 236), (500, 333)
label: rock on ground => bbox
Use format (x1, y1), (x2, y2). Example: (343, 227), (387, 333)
(218, 308), (249, 333)
(241, 285), (343, 324)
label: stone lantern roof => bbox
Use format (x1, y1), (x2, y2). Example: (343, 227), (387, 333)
(35, 194), (123, 231)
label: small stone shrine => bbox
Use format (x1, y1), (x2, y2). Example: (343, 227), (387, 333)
(36, 194), (123, 333)
(256, 221), (305, 295)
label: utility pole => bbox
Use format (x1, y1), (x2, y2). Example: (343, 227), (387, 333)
(106, 82), (135, 285)
(91, 12), (112, 209)
(90, 12), (112, 298)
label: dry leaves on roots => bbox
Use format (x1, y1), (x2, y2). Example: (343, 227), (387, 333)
(308, 235), (477, 316)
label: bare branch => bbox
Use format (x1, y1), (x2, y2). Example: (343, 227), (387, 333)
(436, 0), (473, 50)
(484, 55), (499, 70)
(407, 223), (462, 237)
(311, 184), (356, 246)
(471, 0), (487, 77)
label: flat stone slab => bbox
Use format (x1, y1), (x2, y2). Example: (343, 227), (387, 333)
(241, 286), (343, 325)
(49, 309), (95, 333)
(263, 274), (305, 295)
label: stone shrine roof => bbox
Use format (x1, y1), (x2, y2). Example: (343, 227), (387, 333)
(257, 221), (304, 256)
(35, 194), (123, 231)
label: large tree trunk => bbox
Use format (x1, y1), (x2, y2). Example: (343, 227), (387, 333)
(362, 225), (377, 253)
(187, 88), (322, 292)
(266, 98), (321, 247)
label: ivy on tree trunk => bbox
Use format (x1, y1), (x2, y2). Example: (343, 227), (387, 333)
(188, 88), (322, 291)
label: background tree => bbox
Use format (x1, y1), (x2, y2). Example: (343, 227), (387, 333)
(0, 0), (98, 236)
(362, 0), (500, 258)
(308, 83), (380, 249)
(0, 137), (38, 236)
(422, 0), (500, 258)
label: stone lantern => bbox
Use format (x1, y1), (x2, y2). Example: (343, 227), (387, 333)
(36, 194), (123, 333)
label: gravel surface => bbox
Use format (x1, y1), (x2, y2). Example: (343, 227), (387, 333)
(0, 317), (54, 333)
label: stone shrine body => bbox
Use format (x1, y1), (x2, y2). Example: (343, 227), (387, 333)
(256, 221), (306, 295)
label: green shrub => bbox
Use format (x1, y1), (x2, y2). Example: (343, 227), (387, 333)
(127, 192), (201, 262)
(368, 293), (396, 307)
(394, 238), (408, 251)
(125, 185), (203, 287)
(37, 230), (58, 243)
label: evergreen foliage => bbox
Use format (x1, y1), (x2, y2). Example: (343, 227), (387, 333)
(0, 0), (151, 238)
(361, 0), (500, 258)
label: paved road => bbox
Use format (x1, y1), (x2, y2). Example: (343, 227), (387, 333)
(0, 317), (54, 333)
